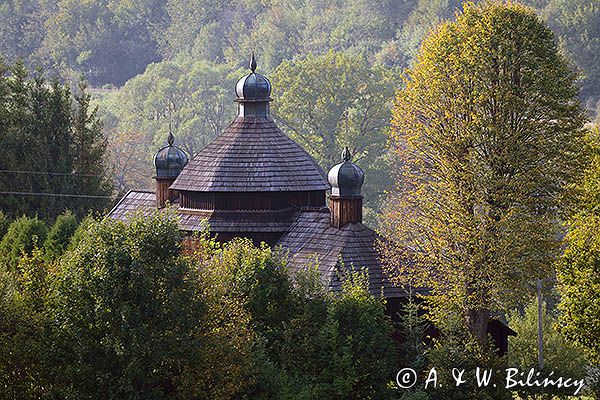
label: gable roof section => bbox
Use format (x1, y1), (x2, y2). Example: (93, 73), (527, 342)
(170, 116), (329, 192)
(107, 190), (156, 220)
(276, 208), (411, 298)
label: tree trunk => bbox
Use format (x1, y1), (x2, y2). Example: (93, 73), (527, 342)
(466, 308), (490, 344)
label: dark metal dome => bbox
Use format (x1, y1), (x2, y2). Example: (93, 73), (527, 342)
(328, 147), (364, 198)
(235, 53), (271, 100)
(154, 132), (189, 178)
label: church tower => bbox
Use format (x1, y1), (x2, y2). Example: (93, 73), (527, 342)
(153, 131), (188, 208)
(167, 54), (329, 244)
(327, 147), (364, 228)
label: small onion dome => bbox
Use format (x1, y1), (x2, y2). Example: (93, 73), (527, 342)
(235, 53), (271, 100)
(328, 147), (364, 198)
(154, 132), (189, 178)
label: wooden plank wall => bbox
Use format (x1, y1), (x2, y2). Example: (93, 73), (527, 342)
(329, 196), (363, 228)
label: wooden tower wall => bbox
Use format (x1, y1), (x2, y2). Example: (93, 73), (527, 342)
(155, 177), (177, 208)
(329, 196), (362, 228)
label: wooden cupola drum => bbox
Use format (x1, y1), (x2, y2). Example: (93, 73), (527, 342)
(328, 147), (364, 228)
(153, 131), (189, 208)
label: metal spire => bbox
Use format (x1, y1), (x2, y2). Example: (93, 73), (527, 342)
(168, 123), (174, 146)
(342, 146), (352, 162)
(250, 52), (257, 73)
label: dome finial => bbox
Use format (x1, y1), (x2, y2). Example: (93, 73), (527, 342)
(328, 145), (364, 199)
(155, 125), (189, 178)
(168, 123), (174, 146)
(342, 146), (352, 162)
(250, 52), (257, 73)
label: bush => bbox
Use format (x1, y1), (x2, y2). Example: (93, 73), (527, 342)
(0, 249), (52, 399)
(558, 213), (600, 363)
(0, 213), (401, 399)
(508, 301), (589, 399)
(426, 320), (511, 400)
(47, 211), (205, 399)
(43, 210), (78, 259)
(0, 216), (48, 269)
(195, 238), (399, 399)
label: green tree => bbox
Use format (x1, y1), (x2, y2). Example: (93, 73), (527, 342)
(0, 0), (45, 65)
(377, 0), (461, 68)
(160, 0), (406, 71)
(540, 0), (600, 108)
(380, 2), (587, 343)
(0, 61), (72, 220)
(397, 294), (429, 394)
(271, 51), (398, 218)
(193, 238), (399, 399)
(0, 216), (48, 269)
(184, 234), (258, 399)
(43, 210), (78, 259)
(0, 249), (52, 400)
(47, 211), (205, 399)
(36, 0), (166, 86)
(427, 324), (511, 400)
(557, 128), (600, 363)
(0, 62), (113, 221)
(160, 0), (236, 60)
(311, 272), (398, 400)
(508, 301), (589, 399)
(71, 81), (112, 216)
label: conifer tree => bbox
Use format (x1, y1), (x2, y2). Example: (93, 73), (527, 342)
(0, 63), (113, 220)
(71, 81), (112, 217)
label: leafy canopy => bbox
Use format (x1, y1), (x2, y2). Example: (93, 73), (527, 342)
(48, 211), (205, 399)
(557, 128), (600, 363)
(272, 50), (398, 221)
(380, 1), (587, 341)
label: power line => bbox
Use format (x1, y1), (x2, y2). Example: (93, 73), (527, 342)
(0, 169), (103, 177)
(0, 191), (112, 199)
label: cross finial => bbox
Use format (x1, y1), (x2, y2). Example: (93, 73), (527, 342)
(342, 146), (352, 162)
(168, 123), (174, 146)
(250, 52), (257, 73)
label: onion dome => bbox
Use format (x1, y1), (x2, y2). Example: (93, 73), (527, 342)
(154, 131), (189, 178)
(328, 147), (364, 198)
(235, 53), (272, 101)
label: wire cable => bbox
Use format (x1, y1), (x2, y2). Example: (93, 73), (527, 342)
(0, 191), (112, 199)
(0, 169), (103, 177)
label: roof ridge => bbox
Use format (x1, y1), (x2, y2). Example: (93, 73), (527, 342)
(130, 189), (155, 194)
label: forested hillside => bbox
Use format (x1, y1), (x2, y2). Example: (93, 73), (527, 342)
(3, 1), (597, 95)
(2, 0), (598, 217)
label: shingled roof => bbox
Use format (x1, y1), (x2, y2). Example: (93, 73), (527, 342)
(107, 190), (156, 220)
(169, 116), (329, 192)
(277, 208), (414, 298)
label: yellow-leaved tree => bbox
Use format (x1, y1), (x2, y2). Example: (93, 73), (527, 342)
(380, 1), (587, 344)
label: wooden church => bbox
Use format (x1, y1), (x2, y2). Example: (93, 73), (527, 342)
(108, 55), (515, 352)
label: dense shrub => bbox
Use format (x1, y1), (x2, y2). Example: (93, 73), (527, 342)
(0, 216), (48, 269)
(0, 213), (400, 399)
(43, 210), (78, 259)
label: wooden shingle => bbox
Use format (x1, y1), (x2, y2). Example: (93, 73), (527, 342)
(277, 208), (415, 298)
(170, 116), (329, 192)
